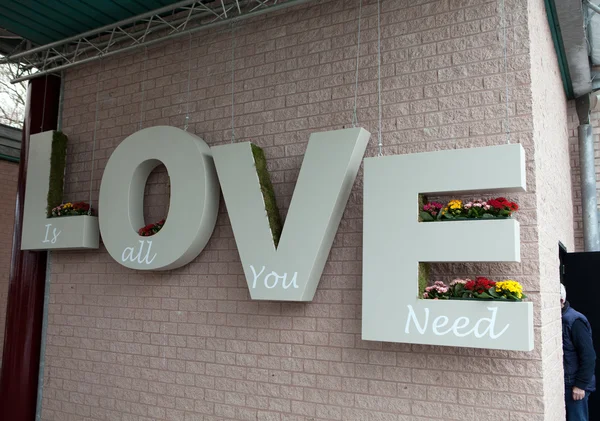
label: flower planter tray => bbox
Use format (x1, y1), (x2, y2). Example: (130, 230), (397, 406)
(21, 215), (99, 250)
(424, 297), (523, 302)
(377, 299), (534, 351)
(422, 217), (512, 222)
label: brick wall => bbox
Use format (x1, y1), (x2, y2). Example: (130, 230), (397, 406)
(568, 101), (600, 252)
(528, 0), (573, 417)
(39, 1), (568, 420)
(0, 159), (18, 369)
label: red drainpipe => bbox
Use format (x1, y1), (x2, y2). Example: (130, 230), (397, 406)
(0, 75), (61, 421)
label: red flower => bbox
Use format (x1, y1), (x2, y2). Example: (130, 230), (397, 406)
(488, 199), (504, 210)
(138, 219), (166, 236)
(465, 277), (496, 294)
(508, 202), (519, 211)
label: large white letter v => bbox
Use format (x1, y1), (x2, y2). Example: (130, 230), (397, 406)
(212, 128), (370, 301)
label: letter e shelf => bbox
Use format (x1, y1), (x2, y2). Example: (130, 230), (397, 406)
(362, 144), (534, 351)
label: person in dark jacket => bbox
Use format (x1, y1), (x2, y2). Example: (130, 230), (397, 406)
(562, 284), (596, 421)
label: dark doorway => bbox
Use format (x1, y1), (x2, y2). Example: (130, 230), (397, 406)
(562, 249), (600, 419)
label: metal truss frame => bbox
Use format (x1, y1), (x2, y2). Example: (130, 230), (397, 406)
(1, 0), (315, 83)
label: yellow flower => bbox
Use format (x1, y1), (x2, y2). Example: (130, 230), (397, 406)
(448, 199), (462, 210)
(495, 280), (523, 299)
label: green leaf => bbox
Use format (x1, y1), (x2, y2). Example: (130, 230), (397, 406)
(482, 213), (495, 219)
(420, 212), (434, 222)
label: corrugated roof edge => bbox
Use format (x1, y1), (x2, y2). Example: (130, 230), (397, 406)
(0, 123), (21, 162)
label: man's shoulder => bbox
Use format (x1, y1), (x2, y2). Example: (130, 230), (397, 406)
(565, 306), (590, 324)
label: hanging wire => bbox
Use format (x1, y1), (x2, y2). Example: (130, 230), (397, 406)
(57, 72), (65, 131)
(500, 0), (511, 144)
(88, 75), (101, 215)
(139, 47), (148, 131)
(184, 34), (193, 131)
(230, 22), (236, 143)
(40, 75), (48, 131)
(376, 0), (383, 156)
(351, 0), (363, 127)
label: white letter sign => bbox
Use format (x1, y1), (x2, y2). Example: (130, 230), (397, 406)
(99, 126), (219, 270)
(362, 144), (534, 351)
(213, 128), (370, 301)
(21, 131), (99, 250)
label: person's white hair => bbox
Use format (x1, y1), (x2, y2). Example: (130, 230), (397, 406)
(560, 284), (567, 302)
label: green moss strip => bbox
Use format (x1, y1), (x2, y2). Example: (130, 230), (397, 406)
(417, 196), (431, 296)
(47, 131), (68, 217)
(251, 144), (283, 247)
(418, 262), (431, 298)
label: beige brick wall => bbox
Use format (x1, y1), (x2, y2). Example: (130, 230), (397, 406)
(39, 1), (569, 420)
(528, 0), (573, 417)
(0, 159), (18, 369)
(568, 101), (600, 252)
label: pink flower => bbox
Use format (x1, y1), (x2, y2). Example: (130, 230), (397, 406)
(450, 278), (468, 286)
(423, 202), (444, 212)
(464, 203), (472, 209)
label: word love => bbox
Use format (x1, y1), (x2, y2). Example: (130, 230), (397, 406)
(20, 127), (532, 353)
(250, 265), (298, 289)
(405, 305), (509, 339)
(21, 127), (369, 302)
(122, 240), (157, 265)
(43, 224), (61, 244)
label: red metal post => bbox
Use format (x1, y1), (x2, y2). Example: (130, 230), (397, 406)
(0, 75), (61, 421)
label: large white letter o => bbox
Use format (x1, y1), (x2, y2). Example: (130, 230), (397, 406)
(99, 126), (219, 270)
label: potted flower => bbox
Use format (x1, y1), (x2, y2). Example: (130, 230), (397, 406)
(422, 277), (527, 302)
(440, 199), (466, 220)
(422, 281), (451, 299)
(449, 278), (470, 298)
(419, 202), (444, 222)
(464, 277), (497, 299)
(420, 197), (520, 222)
(487, 197), (519, 218)
(50, 202), (94, 217)
(139, 219), (165, 237)
(490, 279), (527, 301)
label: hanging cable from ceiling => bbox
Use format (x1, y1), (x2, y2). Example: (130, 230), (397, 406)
(139, 47), (148, 131)
(351, 0), (363, 127)
(230, 22), (237, 144)
(88, 70), (101, 215)
(184, 34), (193, 131)
(500, 0), (511, 144)
(376, 0), (383, 156)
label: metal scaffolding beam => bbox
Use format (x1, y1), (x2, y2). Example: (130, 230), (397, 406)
(1, 0), (315, 83)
